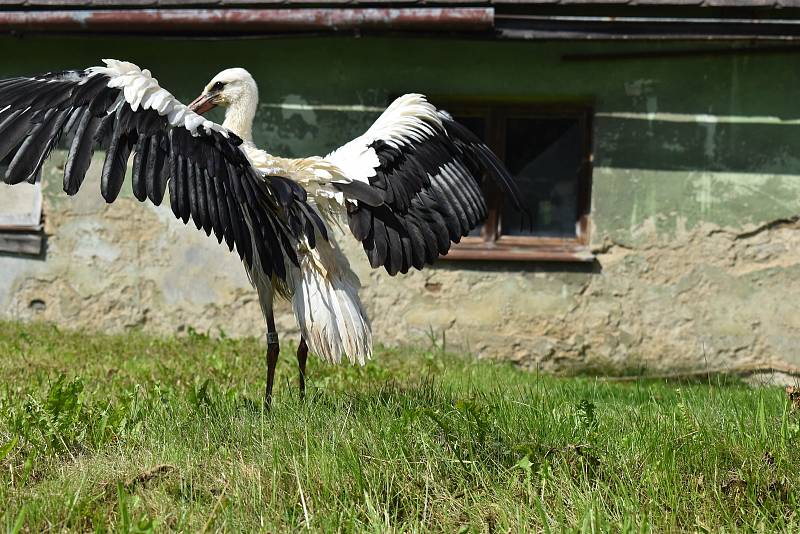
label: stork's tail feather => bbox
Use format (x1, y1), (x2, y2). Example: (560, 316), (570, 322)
(291, 261), (372, 365)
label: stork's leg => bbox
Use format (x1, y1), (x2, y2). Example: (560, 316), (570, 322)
(297, 338), (308, 400)
(264, 313), (280, 409)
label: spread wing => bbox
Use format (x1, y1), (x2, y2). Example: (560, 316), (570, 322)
(0, 59), (325, 280)
(325, 94), (522, 276)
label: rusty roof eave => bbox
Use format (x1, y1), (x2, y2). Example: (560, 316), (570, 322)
(2, 7), (797, 40)
(0, 8), (495, 35)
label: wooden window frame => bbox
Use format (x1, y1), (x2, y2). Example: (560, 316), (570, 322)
(440, 100), (595, 263)
(0, 182), (44, 256)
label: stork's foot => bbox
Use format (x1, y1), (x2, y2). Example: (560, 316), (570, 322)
(297, 338), (308, 400)
(264, 335), (280, 409)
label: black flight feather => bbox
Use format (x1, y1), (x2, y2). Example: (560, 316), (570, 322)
(64, 108), (102, 195)
(348, 206), (372, 242)
(131, 135), (149, 202)
(194, 163), (211, 236)
(6, 108), (63, 185)
(168, 160), (180, 220)
(186, 161), (201, 230)
(213, 163), (235, 251)
(100, 111), (134, 203)
(203, 169), (222, 243)
(178, 156), (194, 226)
(439, 165), (478, 228)
(145, 135), (164, 205)
(0, 108), (35, 166)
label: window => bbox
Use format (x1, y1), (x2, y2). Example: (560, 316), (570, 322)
(442, 102), (593, 262)
(0, 182), (44, 256)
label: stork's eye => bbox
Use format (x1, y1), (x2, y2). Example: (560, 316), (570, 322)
(211, 81), (226, 92)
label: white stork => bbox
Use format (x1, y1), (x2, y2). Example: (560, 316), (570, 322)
(0, 60), (522, 405)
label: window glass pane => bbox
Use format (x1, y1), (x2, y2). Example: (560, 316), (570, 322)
(501, 117), (584, 238)
(0, 182), (43, 256)
(455, 115), (486, 141)
(0, 182), (42, 229)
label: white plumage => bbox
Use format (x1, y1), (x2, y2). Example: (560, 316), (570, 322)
(290, 237), (371, 365)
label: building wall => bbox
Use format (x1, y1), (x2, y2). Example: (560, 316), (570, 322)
(1, 35), (799, 373)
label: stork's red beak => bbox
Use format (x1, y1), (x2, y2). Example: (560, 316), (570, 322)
(189, 93), (216, 115)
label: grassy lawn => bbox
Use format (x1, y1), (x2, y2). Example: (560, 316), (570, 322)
(0, 321), (798, 532)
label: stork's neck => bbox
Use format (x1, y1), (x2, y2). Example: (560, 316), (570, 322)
(223, 88), (258, 143)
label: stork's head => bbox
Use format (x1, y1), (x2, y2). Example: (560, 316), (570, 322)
(189, 67), (258, 115)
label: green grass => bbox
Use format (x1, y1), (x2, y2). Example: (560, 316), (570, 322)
(0, 321), (798, 532)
